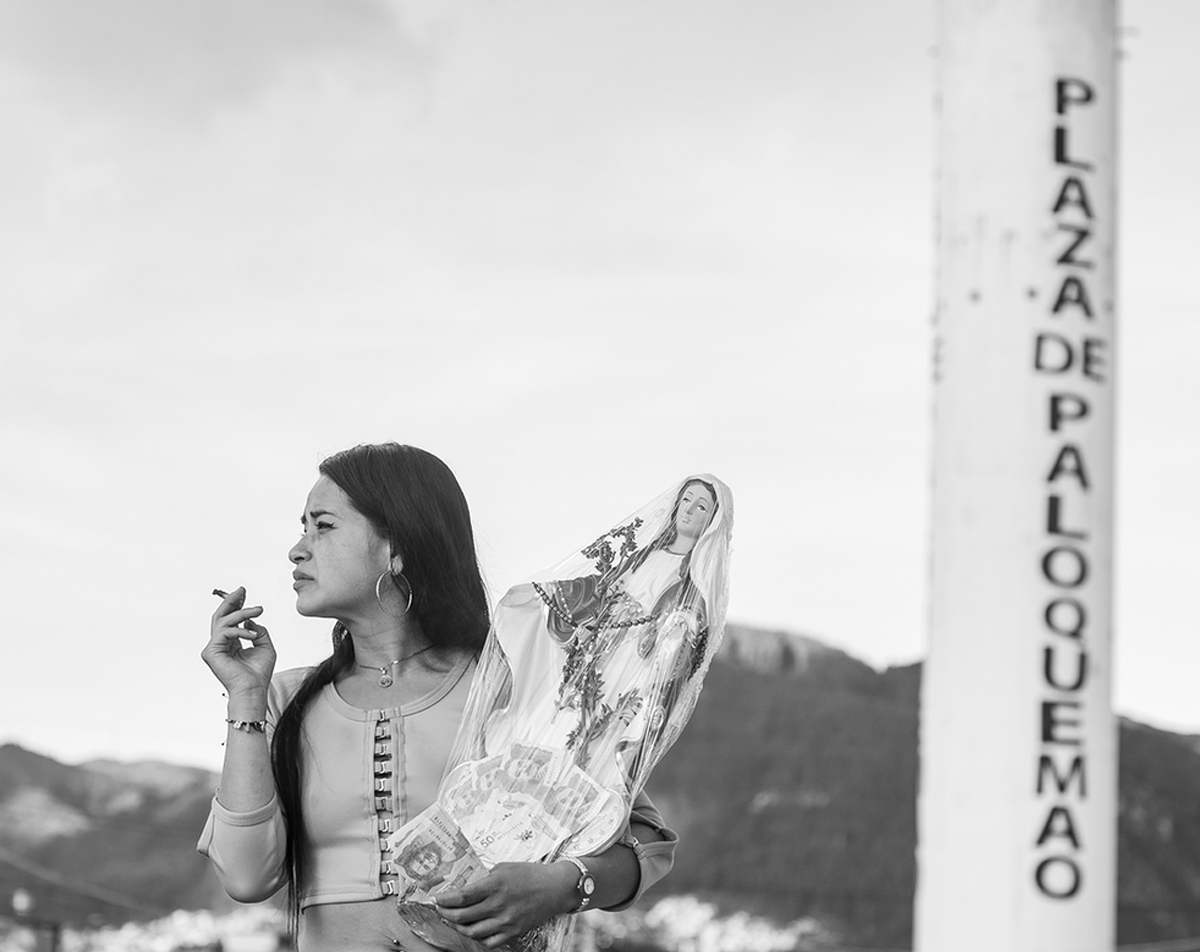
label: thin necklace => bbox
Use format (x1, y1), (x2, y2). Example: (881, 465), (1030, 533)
(357, 644), (434, 688)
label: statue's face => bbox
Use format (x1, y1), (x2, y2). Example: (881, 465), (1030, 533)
(675, 483), (716, 540)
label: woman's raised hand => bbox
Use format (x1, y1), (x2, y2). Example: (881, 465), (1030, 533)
(202, 587), (276, 707)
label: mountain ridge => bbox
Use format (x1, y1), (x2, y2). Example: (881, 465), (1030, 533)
(1, 623), (1196, 947)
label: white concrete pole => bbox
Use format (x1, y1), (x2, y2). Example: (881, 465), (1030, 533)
(916, 2), (1118, 951)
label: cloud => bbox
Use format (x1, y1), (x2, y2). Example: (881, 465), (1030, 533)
(0, 0), (415, 122)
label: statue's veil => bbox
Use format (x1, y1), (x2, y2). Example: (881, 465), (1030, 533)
(447, 474), (732, 849)
(394, 476), (733, 952)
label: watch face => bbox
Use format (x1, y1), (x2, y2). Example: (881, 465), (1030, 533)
(582, 876), (596, 896)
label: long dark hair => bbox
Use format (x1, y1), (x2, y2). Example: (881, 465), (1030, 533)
(269, 443), (490, 933)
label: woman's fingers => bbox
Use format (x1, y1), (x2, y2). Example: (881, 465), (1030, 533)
(435, 863), (565, 946)
(211, 585), (246, 618)
(202, 587), (276, 693)
(212, 620), (269, 647)
(435, 899), (490, 926)
(435, 908), (509, 948)
(214, 605), (265, 631)
(209, 584), (264, 642)
(240, 620), (274, 654)
(461, 920), (510, 948)
(243, 618), (270, 639)
(204, 590), (268, 656)
(435, 880), (491, 914)
(209, 619), (271, 657)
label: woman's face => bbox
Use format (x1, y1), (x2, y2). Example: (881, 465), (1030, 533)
(288, 475), (392, 619)
(674, 482), (716, 541)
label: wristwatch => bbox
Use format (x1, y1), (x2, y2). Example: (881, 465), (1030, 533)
(562, 856), (596, 912)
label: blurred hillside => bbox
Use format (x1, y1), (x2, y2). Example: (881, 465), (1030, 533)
(649, 624), (1200, 947)
(1, 623), (1198, 948)
(0, 745), (232, 925)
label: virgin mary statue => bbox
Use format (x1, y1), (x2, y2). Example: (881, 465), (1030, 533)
(389, 476), (732, 951)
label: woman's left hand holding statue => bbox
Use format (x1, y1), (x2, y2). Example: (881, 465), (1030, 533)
(434, 861), (577, 949)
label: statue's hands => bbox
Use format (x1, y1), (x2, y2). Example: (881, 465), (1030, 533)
(435, 862), (576, 948)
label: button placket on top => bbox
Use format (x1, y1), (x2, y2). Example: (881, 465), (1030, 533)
(373, 713), (400, 894)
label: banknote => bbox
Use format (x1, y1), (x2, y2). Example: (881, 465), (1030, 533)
(385, 803), (488, 902)
(440, 741), (627, 863)
(457, 787), (563, 865)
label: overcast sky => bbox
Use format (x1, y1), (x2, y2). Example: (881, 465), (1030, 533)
(1, 0), (1196, 772)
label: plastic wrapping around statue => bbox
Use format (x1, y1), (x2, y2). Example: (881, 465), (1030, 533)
(443, 475), (732, 865)
(385, 476), (731, 952)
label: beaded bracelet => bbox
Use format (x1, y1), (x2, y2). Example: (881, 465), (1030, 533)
(226, 718), (267, 734)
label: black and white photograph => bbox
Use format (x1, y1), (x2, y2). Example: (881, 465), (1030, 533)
(1, 2), (1197, 951)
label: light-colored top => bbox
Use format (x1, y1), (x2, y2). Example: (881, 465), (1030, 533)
(197, 658), (677, 949)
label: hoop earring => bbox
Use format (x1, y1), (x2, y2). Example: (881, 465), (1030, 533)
(375, 570), (413, 618)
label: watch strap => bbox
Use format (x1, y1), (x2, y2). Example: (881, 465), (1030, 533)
(562, 855), (595, 912)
